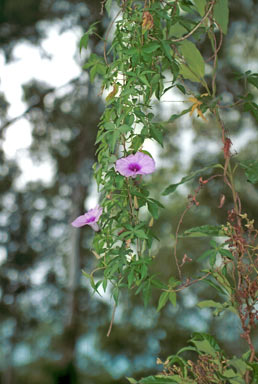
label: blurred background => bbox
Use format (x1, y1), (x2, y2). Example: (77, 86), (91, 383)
(0, 0), (257, 383)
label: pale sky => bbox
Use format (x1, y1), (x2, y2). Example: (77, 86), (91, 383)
(0, 24), (82, 187)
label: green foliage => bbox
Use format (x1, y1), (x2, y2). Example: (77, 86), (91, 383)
(240, 160), (258, 184)
(213, 0), (229, 34)
(178, 40), (205, 83)
(79, 0), (257, 382)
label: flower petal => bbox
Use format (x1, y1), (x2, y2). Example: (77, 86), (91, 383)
(88, 222), (100, 232)
(71, 205), (103, 229)
(71, 214), (88, 228)
(116, 152), (155, 177)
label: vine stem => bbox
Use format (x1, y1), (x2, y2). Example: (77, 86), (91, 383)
(104, 9), (122, 66)
(107, 303), (117, 337)
(171, 1), (215, 43)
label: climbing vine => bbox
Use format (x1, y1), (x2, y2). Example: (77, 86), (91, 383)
(76, 0), (258, 382)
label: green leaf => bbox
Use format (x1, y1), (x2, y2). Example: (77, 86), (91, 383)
(202, 278), (228, 296)
(140, 375), (183, 383)
(181, 225), (225, 237)
(79, 34), (89, 53)
(161, 40), (173, 62)
(247, 73), (258, 89)
(197, 300), (224, 310)
(213, 0), (229, 35)
(169, 23), (188, 38)
(193, 0), (207, 16)
(197, 249), (216, 261)
(134, 230), (149, 240)
(178, 40), (205, 82)
(162, 164), (222, 195)
(105, 0), (113, 15)
(168, 107), (191, 123)
(169, 291), (177, 307)
(79, 22), (99, 53)
(142, 42), (160, 54)
(150, 125), (163, 146)
(248, 362), (258, 383)
(239, 160), (258, 184)
(191, 339), (217, 357)
(147, 201), (159, 219)
(139, 74), (150, 87)
(230, 358), (248, 376)
(126, 378), (138, 384)
(243, 101), (258, 121)
(157, 291), (169, 312)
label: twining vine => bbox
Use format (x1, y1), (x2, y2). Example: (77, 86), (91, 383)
(74, 0), (258, 382)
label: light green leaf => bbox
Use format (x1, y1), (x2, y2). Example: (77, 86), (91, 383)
(157, 291), (169, 312)
(140, 375), (184, 383)
(193, 0), (207, 16)
(230, 358), (248, 376)
(105, 0), (113, 15)
(181, 225), (225, 238)
(197, 300), (224, 309)
(178, 40), (205, 82)
(126, 378), (138, 384)
(169, 291), (177, 307)
(191, 339), (217, 357)
(169, 23), (187, 38)
(213, 0), (229, 35)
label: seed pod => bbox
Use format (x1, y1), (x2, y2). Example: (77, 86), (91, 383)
(218, 194), (225, 208)
(92, 250), (101, 259)
(134, 195), (139, 210)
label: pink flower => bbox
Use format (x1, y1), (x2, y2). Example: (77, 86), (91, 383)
(71, 205), (102, 231)
(115, 152), (155, 177)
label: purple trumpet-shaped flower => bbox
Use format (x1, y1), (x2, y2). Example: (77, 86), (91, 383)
(71, 205), (102, 231)
(115, 151), (155, 178)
